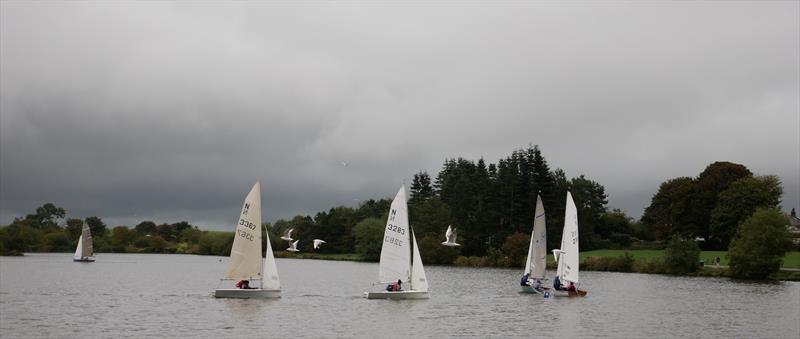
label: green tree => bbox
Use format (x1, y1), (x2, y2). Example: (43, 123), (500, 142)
(691, 162), (753, 246)
(570, 175), (609, 250)
(664, 236), (701, 274)
(501, 232), (530, 267)
(709, 176), (783, 249)
(24, 203), (66, 229)
(641, 177), (695, 240)
(354, 217), (384, 261)
(111, 226), (135, 252)
(134, 221), (157, 235)
(409, 171), (434, 205)
(85, 216), (107, 237)
(65, 218), (84, 240)
(416, 235), (461, 265)
(728, 208), (792, 279)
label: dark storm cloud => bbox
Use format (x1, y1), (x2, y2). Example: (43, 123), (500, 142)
(1, 1), (798, 229)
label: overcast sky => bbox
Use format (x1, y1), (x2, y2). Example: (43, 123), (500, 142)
(1, 1), (798, 230)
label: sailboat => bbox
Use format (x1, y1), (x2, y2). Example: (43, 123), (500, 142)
(214, 182), (281, 299)
(551, 192), (587, 297)
(441, 225), (460, 247)
(520, 195), (546, 293)
(365, 185), (429, 300)
(73, 223), (95, 262)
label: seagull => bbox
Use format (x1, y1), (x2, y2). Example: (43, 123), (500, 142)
(313, 239), (326, 250)
(441, 225), (461, 247)
(342, 161), (348, 167)
(281, 228), (294, 241)
(287, 240), (300, 252)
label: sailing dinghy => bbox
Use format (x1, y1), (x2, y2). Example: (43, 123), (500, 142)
(551, 192), (587, 297)
(214, 182), (281, 299)
(365, 185), (429, 300)
(73, 223), (95, 262)
(521, 195), (547, 293)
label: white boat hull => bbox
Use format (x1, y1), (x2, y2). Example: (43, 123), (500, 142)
(213, 289), (281, 299)
(365, 290), (429, 300)
(73, 257), (95, 262)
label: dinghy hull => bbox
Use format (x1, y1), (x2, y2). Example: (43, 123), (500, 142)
(550, 289), (587, 297)
(73, 257), (95, 262)
(520, 285), (548, 294)
(365, 290), (429, 300)
(213, 289), (281, 299)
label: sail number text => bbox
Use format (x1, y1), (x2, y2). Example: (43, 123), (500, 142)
(384, 235), (404, 247)
(239, 219), (257, 230)
(237, 218), (257, 241)
(386, 223), (405, 235)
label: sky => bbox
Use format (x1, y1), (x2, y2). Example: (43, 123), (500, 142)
(1, 1), (798, 230)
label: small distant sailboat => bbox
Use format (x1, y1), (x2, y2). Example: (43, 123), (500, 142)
(213, 182), (281, 299)
(365, 185), (429, 300)
(313, 239), (326, 250)
(441, 225), (460, 247)
(551, 192), (587, 297)
(287, 240), (300, 252)
(521, 195), (547, 294)
(281, 228), (294, 241)
(73, 223), (95, 262)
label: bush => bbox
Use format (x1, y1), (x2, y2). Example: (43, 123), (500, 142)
(664, 236), (701, 274)
(728, 208), (792, 279)
(417, 235), (460, 265)
(500, 233), (529, 267)
(582, 252), (635, 272)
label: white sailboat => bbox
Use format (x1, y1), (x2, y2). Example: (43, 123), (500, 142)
(365, 185), (429, 300)
(73, 223), (95, 262)
(551, 192), (587, 297)
(214, 182), (281, 299)
(441, 225), (460, 247)
(521, 195), (546, 293)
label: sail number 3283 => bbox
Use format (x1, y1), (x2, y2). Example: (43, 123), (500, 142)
(387, 223), (405, 235)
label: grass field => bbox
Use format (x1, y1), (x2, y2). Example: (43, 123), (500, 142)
(579, 250), (800, 268)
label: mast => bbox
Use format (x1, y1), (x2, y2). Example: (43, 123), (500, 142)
(261, 224), (266, 289)
(409, 225), (414, 291)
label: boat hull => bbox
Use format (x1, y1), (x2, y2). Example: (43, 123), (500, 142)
(365, 290), (429, 300)
(551, 289), (588, 297)
(520, 285), (549, 294)
(73, 257), (95, 262)
(213, 289), (281, 299)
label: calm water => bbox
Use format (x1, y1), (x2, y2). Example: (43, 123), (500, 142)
(1, 253), (798, 338)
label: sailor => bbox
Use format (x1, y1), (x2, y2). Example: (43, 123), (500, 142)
(520, 273), (531, 286)
(553, 276), (562, 290)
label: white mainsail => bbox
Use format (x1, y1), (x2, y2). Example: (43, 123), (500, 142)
(378, 185), (412, 284)
(225, 182), (263, 280)
(555, 191), (580, 284)
(262, 232), (281, 290)
(524, 195), (547, 280)
(73, 235), (84, 259)
(410, 229), (428, 292)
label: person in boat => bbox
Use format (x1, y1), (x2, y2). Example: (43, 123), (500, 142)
(236, 280), (254, 289)
(553, 276), (563, 291)
(533, 279), (543, 291)
(564, 281), (577, 292)
(386, 279), (403, 292)
(520, 273), (531, 286)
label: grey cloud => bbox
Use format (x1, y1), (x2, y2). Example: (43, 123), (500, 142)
(1, 1), (798, 229)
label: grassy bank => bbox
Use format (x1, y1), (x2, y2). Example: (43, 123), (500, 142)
(579, 250), (800, 268)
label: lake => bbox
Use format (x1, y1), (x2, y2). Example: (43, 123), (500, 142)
(1, 253), (798, 338)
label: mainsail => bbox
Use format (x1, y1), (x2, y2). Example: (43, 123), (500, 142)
(524, 195), (547, 280)
(378, 185), (411, 284)
(556, 192), (580, 284)
(225, 182), (263, 280)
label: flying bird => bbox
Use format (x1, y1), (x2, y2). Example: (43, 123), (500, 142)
(281, 228), (294, 241)
(441, 225), (461, 247)
(313, 239), (326, 250)
(287, 240), (300, 252)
